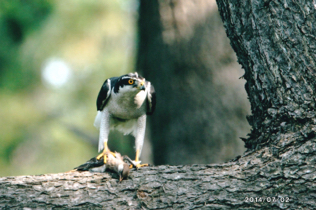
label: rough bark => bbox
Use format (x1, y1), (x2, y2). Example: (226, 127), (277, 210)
(137, 0), (250, 165)
(217, 0), (316, 150)
(1, 138), (316, 209)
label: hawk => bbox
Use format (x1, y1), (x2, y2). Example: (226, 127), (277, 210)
(94, 72), (156, 168)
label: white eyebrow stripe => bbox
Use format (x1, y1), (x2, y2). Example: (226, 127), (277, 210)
(121, 76), (133, 80)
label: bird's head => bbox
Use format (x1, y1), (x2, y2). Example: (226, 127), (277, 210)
(118, 163), (130, 182)
(115, 72), (146, 93)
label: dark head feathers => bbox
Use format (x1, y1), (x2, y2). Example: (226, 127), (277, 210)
(113, 72), (144, 93)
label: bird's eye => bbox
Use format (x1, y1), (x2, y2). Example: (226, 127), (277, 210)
(128, 79), (134, 85)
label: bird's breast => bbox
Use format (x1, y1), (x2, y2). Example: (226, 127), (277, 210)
(107, 90), (147, 119)
(134, 90), (146, 108)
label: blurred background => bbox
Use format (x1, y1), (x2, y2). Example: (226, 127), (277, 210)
(0, 0), (250, 176)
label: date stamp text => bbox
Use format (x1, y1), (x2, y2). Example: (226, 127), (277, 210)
(245, 196), (290, 203)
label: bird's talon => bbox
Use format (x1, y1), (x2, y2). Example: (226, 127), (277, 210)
(96, 153), (104, 160)
(129, 163), (148, 169)
(137, 163), (149, 168)
(132, 160), (141, 165)
(96, 151), (107, 164)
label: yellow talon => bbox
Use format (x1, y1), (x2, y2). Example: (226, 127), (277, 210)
(129, 149), (148, 169)
(129, 163), (149, 169)
(96, 152), (104, 160)
(96, 142), (116, 164)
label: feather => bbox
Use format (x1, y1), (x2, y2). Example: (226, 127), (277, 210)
(93, 111), (102, 129)
(146, 82), (156, 115)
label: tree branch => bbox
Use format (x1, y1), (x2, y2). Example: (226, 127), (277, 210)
(1, 138), (315, 209)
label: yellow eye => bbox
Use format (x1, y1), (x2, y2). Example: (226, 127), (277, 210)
(128, 79), (134, 85)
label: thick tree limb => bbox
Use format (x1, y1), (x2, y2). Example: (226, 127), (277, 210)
(1, 137), (315, 209)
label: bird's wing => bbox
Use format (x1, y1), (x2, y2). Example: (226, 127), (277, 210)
(96, 77), (118, 111)
(74, 157), (104, 171)
(146, 81), (156, 115)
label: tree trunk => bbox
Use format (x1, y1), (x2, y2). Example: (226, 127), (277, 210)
(137, 0), (250, 165)
(217, 0), (316, 150)
(1, 0), (316, 209)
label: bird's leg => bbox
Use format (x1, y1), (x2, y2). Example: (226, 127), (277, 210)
(130, 149), (148, 169)
(136, 149), (149, 167)
(96, 142), (116, 164)
(131, 115), (148, 168)
(96, 142), (108, 163)
(97, 109), (117, 164)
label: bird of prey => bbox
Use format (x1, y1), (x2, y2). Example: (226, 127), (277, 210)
(94, 72), (156, 168)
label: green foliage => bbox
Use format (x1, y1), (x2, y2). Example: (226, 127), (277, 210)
(0, 0), (137, 176)
(0, 0), (53, 91)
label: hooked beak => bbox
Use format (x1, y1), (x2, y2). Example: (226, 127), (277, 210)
(137, 80), (145, 91)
